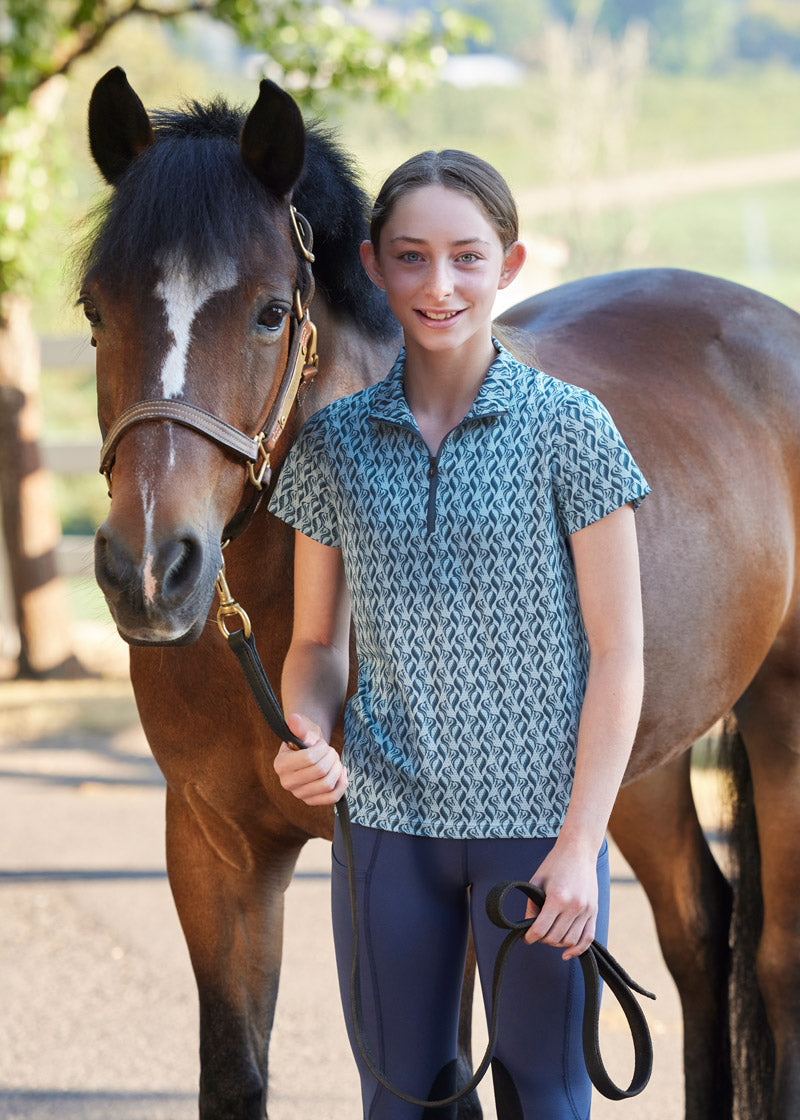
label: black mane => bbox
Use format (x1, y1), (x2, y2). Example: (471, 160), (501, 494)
(81, 97), (397, 341)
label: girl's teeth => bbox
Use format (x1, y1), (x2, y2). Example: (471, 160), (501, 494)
(424, 310), (458, 320)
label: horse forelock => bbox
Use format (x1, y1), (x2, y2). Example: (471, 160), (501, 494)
(83, 104), (284, 285)
(80, 97), (397, 342)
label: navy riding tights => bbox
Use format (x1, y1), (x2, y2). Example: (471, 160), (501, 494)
(331, 820), (610, 1120)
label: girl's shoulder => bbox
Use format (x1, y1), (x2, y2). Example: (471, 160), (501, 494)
(546, 376), (619, 439)
(493, 341), (599, 416)
(535, 368), (599, 409)
(510, 360), (609, 435)
(297, 379), (380, 442)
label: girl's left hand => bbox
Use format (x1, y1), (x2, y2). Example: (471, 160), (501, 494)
(523, 840), (599, 960)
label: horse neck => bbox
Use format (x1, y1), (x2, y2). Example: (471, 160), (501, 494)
(224, 296), (399, 612)
(302, 296), (401, 416)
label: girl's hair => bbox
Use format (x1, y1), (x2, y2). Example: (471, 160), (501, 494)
(368, 150), (519, 251)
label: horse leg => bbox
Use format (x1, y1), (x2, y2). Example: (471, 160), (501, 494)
(165, 785), (303, 1120)
(735, 659), (800, 1120)
(609, 751), (733, 1120)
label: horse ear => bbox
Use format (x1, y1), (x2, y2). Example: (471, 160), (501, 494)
(240, 80), (306, 199)
(88, 67), (154, 185)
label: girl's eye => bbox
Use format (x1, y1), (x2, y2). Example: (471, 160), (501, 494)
(257, 303), (288, 332)
(399, 251), (423, 263)
(458, 253), (480, 263)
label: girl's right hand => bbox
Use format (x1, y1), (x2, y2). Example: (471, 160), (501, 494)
(273, 713), (348, 806)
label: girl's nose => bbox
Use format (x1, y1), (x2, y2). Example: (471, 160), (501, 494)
(425, 259), (454, 299)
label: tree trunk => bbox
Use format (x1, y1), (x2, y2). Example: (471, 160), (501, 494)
(0, 291), (83, 678)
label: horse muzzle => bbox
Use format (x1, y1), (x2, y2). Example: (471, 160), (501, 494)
(94, 520), (221, 645)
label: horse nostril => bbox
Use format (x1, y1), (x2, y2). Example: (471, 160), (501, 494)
(94, 526), (129, 597)
(159, 535), (203, 601)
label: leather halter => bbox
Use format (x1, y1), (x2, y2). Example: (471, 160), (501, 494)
(99, 206), (318, 526)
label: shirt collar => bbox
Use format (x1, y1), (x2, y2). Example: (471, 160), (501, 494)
(368, 339), (521, 428)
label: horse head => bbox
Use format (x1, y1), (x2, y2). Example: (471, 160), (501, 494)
(80, 68), (316, 645)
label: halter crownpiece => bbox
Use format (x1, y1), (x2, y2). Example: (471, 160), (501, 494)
(290, 205), (315, 264)
(290, 205), (315, 318)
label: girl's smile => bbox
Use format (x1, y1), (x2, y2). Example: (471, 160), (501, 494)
(417, 308), (463, 321)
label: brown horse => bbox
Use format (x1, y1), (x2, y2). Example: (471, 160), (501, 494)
(79, 68), (800, 1120)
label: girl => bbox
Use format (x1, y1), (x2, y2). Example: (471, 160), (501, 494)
(270, 150), (649, 1119)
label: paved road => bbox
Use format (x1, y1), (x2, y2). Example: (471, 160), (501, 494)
(0, 657), (693, 1119)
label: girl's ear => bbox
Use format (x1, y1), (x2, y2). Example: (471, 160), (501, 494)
(498, 241), (526, 290)
(359, 240), (386, 290)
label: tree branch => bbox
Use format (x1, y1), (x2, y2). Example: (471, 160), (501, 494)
(49, 0), (209, 83)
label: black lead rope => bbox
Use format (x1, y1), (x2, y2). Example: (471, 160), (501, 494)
(226, 627), (655, 1105)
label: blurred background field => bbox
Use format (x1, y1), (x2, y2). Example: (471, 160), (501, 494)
(4, 0), (800, 667)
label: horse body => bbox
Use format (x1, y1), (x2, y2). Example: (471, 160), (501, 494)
(81, 69), (800, 1119)
(502, 270), (799, 777)
(501, 272), (800, 1118)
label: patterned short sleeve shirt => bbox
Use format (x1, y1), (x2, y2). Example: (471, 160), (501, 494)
(269, 342), (650, 839)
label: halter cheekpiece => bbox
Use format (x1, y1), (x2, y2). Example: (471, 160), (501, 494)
(98, 204), (318, 504)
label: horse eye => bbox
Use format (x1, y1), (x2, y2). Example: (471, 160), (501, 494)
(257, 303), (288, 332)
(78, 296), (101, 327)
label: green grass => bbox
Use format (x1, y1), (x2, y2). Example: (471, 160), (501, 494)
(643, 184), (800, 305)
(51, 474), (108, 537)
(330, 64), (800, 189)
(529, 180), (800, 307)
(65, 573), (113, 625)
(632, 66), (800, 164)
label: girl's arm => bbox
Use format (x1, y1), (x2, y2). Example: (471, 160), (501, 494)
(273, 529), (352, 806)
(525, 503), (644, 957)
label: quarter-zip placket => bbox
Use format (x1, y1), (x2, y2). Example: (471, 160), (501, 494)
(426, 450), (441, 536)
(373, 400), (505, 538)
(376, 419), (458, 538)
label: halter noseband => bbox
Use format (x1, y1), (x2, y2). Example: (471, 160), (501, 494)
(98, 205), (318, 513)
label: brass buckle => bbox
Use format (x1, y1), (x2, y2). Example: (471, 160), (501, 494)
(247, 433), (271, 491)
(303, 318), (318, 370)
(293, 289), (304, 322)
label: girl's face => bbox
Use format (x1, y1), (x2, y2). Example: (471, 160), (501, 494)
(360, 184), (525, 359)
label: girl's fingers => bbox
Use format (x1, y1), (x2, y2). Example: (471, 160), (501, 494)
(302, 764), (349, 805)
(273, 724), (347, 805)
(523, 896), (594, 953)
(286, 711), (323, 748)
(562, 920), (595, 960)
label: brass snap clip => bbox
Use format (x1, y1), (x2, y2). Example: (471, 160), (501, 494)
(215, 562), (251, 639)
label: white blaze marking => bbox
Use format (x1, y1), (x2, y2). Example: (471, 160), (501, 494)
(142, 551), (157, 605)
(141, 485), (157, 605)
(155, 251), (238, 398)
